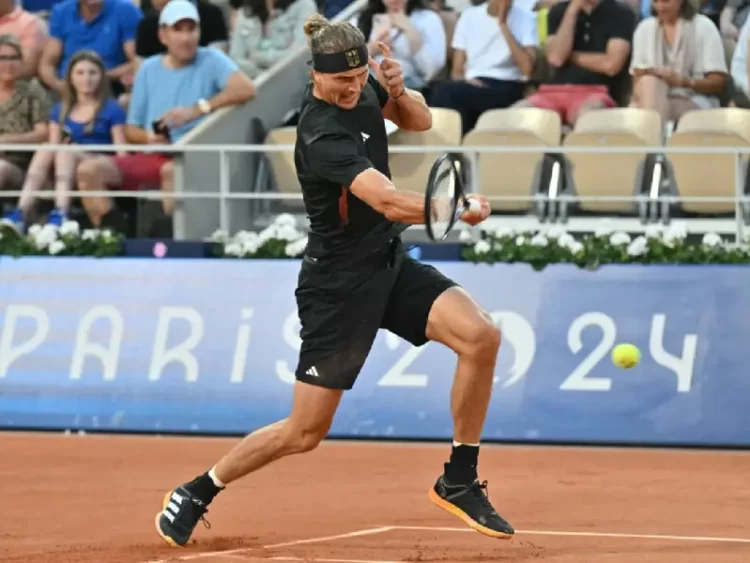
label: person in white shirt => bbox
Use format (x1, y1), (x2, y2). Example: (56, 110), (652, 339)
(730, 17), (750, 104)
(356, 0), (447, 90)
(430, 0), (537, 134)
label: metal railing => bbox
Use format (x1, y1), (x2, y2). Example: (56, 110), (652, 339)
(1, 143), (748, 239)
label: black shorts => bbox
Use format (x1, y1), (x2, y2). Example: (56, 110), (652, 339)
(294, 239), (458, 390)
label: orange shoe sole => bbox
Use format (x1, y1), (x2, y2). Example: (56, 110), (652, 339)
(428, 487), (513, 540)
(154, 491), (180, 548)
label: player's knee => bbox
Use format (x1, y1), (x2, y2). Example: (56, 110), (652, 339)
(464, 313), (501, 361)
(282, 421), (329, 454)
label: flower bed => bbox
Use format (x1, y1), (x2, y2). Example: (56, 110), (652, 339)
(459, 224), (750, 270)
(0, 221), (123, 257)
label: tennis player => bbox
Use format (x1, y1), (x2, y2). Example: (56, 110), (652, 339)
(155, 13), (514, 547)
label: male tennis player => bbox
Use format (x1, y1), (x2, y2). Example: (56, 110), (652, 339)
(155, 13), (514, 547)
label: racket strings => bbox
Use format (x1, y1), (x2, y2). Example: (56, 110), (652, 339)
(429, 163), (457, 238)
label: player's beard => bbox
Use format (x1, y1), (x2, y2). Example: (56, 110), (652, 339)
(336, 91), (360, 109)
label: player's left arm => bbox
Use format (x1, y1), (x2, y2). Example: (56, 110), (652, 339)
(369, 42), (432, 132)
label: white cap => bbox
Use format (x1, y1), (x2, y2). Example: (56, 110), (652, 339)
(159, 0), (200, 26)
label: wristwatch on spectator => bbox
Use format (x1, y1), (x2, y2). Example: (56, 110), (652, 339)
(197, 98), (212, 115)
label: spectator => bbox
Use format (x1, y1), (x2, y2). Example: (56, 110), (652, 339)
(0, 35), (49, 231)
(431, 0), (538, 135)
(720, 0), (749, 60)
(630, 0), (726, 123)
(38, 0), (143, 100)
(355, 0), (446, 91)
(0, 0), (47, 80)
(3, 51), (126, 232)
(513, 0), (635, 126)
(75, 0), (256, 232)
(137, 0), (230, 57)
(730, 17), (750, 102)
(229, 0), (317, 78)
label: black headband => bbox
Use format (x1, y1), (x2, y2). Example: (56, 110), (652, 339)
(311, 45), (368, 73)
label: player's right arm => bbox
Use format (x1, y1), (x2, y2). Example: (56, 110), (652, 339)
(306, 129), (426, 224)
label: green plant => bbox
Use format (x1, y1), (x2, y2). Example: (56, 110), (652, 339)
(0, 221), (123, 257)
(209, 213), (308, 259)
(459, 224), (750, 271)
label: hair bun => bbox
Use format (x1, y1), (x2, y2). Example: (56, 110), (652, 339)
(304, 13), (329, 37)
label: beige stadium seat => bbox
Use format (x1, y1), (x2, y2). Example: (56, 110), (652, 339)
(461, 107), (561, 212)
(562, 108), (662, 213)
(666, 108), (750, 215)
(264, 127), (301, 203)
(388, 108), (462, 193)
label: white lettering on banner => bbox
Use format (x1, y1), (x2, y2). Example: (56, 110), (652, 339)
(69, 306), (124, 381)
(376, 336), (429, 387)
(230, 308), (254, 384)
(148, 307), (204, 382)
(490, 311), (536, 388)
(275, 311), (301, 384)
(0, 305), (50, 378)
(650, 314), (697, 393)
(560, 312), (617, 391)
(0, 305), (49, 379)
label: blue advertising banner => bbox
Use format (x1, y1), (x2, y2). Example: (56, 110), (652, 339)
(0, 257), (747, 446)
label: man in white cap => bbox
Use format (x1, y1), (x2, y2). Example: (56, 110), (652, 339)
(74, 0), (256, 233)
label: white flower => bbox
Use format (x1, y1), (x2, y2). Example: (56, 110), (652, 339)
(209, 229), (230, 243)
(594, 220), (615, 237)
(27, 224), (42, 237)
(568, 240), (584, 254)
(224, 242), (243, 257)
(474, 240), (491, 254)
(627, 236), (648, 256)
(82, 229), (98, 241)
(609, 231), (631, 246)
(48, 240), (65, 255)
(557, 233), (578, 251)
(644, 225), (663, 239)
(514, 235), (527, 246)
(234, 230), (258, 244)
(274, 213), (297, 228)
(258, 225), (279, 243)
(530, 233), (548, 247)
(285, 237), (308, 257)
(276, 224), (300, 242)
(458, 229), (474, 243)
(545, 226), (567, 239)
(59, 220), (80, 237)
(702, 232), (723, 247)
(101, 229), (114, 241)
(493, 227), (515, 239)
(33, 225), (58, 250)
(240, 239), (259, 255)
(665, 223), (688, 241)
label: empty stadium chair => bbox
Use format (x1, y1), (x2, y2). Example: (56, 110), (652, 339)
(263, 127), (301, 209)
(666, 108), (750, 216)
(562, 108), (662, 214)
(461, 107), (561, 213)
(388, 107), (462, 193)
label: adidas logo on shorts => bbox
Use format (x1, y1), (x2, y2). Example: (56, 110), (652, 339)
(306, 366), (319, 377)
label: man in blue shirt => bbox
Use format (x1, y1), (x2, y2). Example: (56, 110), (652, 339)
(73, 0), (256, 233)
(38, 0), (143, 98)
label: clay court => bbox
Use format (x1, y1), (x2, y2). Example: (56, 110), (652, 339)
(1, 432), (749, 563)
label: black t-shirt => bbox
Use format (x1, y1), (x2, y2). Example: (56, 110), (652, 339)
(135, 0), (229, 58)
(546, 0), (635, 97)
(295, 74), (400, 263)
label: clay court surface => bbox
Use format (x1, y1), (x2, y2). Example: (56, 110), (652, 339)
(1, 432), (749, 563)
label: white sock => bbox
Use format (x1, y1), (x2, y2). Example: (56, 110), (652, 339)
(453, 440), (480, 447)
(208, 467), (226, 489)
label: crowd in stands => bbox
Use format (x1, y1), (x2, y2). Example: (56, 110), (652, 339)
(0, 0), (748, 239)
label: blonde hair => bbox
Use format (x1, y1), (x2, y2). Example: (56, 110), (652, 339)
(59, 50), (111, 135)
(303, 12), (365, 55)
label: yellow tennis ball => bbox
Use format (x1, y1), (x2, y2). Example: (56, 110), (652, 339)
(612, 343), (641, 369)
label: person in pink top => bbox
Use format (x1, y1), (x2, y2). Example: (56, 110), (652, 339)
(0, 0), (47, 79)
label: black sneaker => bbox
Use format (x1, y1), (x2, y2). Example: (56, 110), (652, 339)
(428, 476), (514, 539)
(155, 486), (211, 547)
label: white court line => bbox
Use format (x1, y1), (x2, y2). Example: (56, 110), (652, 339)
(144, 527), (393, 563)
(271, 558), (400, 563)
(388, 525), (750, 544)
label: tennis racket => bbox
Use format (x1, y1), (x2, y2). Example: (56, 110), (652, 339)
(424, 153), (480, 241)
